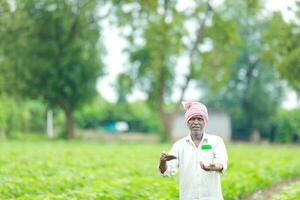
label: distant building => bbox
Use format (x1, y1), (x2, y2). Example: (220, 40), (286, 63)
(171, 110), (231, 142)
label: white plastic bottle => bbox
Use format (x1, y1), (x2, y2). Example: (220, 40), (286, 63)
(199, 139), (213, 166)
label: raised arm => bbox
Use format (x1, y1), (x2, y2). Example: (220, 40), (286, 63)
(158, 143), (179, 176)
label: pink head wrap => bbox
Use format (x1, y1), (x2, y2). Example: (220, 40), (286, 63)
(182, 101), (208, 125)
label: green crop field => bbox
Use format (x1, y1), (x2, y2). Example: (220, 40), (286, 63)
(272, 182), (300, 200)
(1, 141), (300, 200)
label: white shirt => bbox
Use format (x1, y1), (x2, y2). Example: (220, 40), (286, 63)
(159, 132), (228, 200)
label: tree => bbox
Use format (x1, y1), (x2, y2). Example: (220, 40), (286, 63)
(263, 3), (300, 96)
(2, 0), (105, 139)
(0, 0), (9, 92)
(200, 0), (284, 139)
(0, 0), (29, 95)
(112, 0), (219, 140)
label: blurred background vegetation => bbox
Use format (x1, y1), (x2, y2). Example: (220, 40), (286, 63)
(0, 0), (299, 143)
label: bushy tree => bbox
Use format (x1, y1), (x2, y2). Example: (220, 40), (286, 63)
(201, 0), (283, 139)
(112, 0), (225, 140)
(1, 0), (105, 138)
(263, 3), (300, 96)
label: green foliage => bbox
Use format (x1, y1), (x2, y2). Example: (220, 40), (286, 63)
(112, 0), (223, 139)
(278, 48), (300, 91)
(7, 132), (48, 141)
(202, 0), (283, 139)
(125, 9), (186, 109)
(74, 98), (161, 134)
(263, 7), (300, 94)
(223, 144), (300, 199)
(0, 0), (30, 95)
(272, 182), (300, 200)
(273, 108), (300, 142)
(1, 0), (105, 138)
(115, 73), (133, 103)
(14, 0), (104, 109)
(1, 0), (299, 142)
(74, 97), (110, 129)
(0, 96), (46, 137)
(201, 11), (242, 90)
(127, 101), (161, 133)
(1, 142), (300, 199)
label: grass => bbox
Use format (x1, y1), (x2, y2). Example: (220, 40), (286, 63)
(0, 141), (300, 200)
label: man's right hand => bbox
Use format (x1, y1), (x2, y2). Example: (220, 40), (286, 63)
(160, 152), (177, 162)
(159, 151), (177, 174)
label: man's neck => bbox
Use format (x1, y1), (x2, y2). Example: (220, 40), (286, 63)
(190, 131), (204, 147)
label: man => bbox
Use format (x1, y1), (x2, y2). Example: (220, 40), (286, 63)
(158, 101), (228, 200)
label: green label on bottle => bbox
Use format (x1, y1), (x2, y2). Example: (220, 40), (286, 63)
(201, 144), (212, 150)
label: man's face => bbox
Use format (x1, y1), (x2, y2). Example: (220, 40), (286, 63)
(187, 115), (205, 132)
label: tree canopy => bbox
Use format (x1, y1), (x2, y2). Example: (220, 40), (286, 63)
(1, 0), (105, 138)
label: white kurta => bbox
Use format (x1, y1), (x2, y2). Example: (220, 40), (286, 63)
(159, 133), (228, 200)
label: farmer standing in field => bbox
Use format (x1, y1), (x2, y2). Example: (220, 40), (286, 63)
(158, 101), (228, 200)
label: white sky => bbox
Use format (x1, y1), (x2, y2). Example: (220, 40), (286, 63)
(96, 0), (299, 109)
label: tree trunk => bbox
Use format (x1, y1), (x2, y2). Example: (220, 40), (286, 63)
(250, 129), (260, 143)
(47, 110), (54, 139)
(159, 110), (179, 141)
(65, 110), (75, 139)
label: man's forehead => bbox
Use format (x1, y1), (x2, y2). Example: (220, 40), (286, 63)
(190, 115), (204, 119)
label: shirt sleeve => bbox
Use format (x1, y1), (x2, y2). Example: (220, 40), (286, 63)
(158, 142), (179, 177)
(213, 137), (228, 173)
